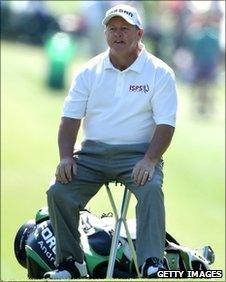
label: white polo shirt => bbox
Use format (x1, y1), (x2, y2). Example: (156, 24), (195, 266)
(62, 45), (177, 144)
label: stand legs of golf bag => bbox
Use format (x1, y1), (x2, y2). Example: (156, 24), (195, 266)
(105, 183), (141, 278)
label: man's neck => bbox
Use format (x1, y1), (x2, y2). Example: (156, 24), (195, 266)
(109, 44), (142, 71)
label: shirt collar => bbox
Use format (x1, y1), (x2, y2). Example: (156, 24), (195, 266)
(103, 43), (147, 73)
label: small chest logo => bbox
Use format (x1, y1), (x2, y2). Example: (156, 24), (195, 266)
(129, 84), (150, 93)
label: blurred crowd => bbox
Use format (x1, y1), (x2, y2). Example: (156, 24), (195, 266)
(1, 0), (225, 116)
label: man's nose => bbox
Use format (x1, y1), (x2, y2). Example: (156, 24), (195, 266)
(114, 29), (123, 37)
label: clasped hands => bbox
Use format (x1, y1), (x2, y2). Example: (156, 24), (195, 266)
(55, 156), (156, 186)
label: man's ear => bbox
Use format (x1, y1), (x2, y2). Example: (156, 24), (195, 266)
(138, 28), (144, 40)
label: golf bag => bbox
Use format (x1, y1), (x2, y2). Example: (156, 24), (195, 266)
(14, 207), (215, 279)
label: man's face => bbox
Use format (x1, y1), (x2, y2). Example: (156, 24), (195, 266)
(105, 17), (143, 55)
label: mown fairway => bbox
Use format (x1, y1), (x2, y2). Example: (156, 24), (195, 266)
(1, 41), (225, 281)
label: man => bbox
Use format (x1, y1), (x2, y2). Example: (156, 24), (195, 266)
(44, 4), (177, 279)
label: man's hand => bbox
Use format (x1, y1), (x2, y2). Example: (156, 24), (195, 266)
(132, 156), (156, 186)
(132, 124), (174, 186)
(55, 157), (77, 184)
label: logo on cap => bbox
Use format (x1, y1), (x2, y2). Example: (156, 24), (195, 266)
(103, 4), (142, 29)
(109, 9), (133, 18)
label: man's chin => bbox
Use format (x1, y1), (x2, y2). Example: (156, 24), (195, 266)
(112, 45), (127, 55)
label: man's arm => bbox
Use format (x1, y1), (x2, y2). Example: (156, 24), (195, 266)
(55, 117), (81, 184)
(132, 124), (175, 186)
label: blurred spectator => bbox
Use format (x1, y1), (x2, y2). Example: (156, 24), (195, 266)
(142, 1), (163, 58)
(142, 1), (178, 64)
(1, 1), (11, 37)
(45, 32), (76, 90)
(58, 13), (87, 39)
(186, 2), (222, 117)
(169, 1), (192, 50)
(1, 0), (59, 45)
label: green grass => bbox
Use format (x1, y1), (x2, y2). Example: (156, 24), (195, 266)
(1, 40), (225, 281)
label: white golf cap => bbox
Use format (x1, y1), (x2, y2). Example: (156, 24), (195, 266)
(102, 4), (143, 29)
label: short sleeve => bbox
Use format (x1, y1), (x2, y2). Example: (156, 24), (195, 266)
(62, 71), (89, 119)
(151, 70), (177, 127)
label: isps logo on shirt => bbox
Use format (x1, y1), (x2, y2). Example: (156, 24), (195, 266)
(129, 84), (150, 93)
